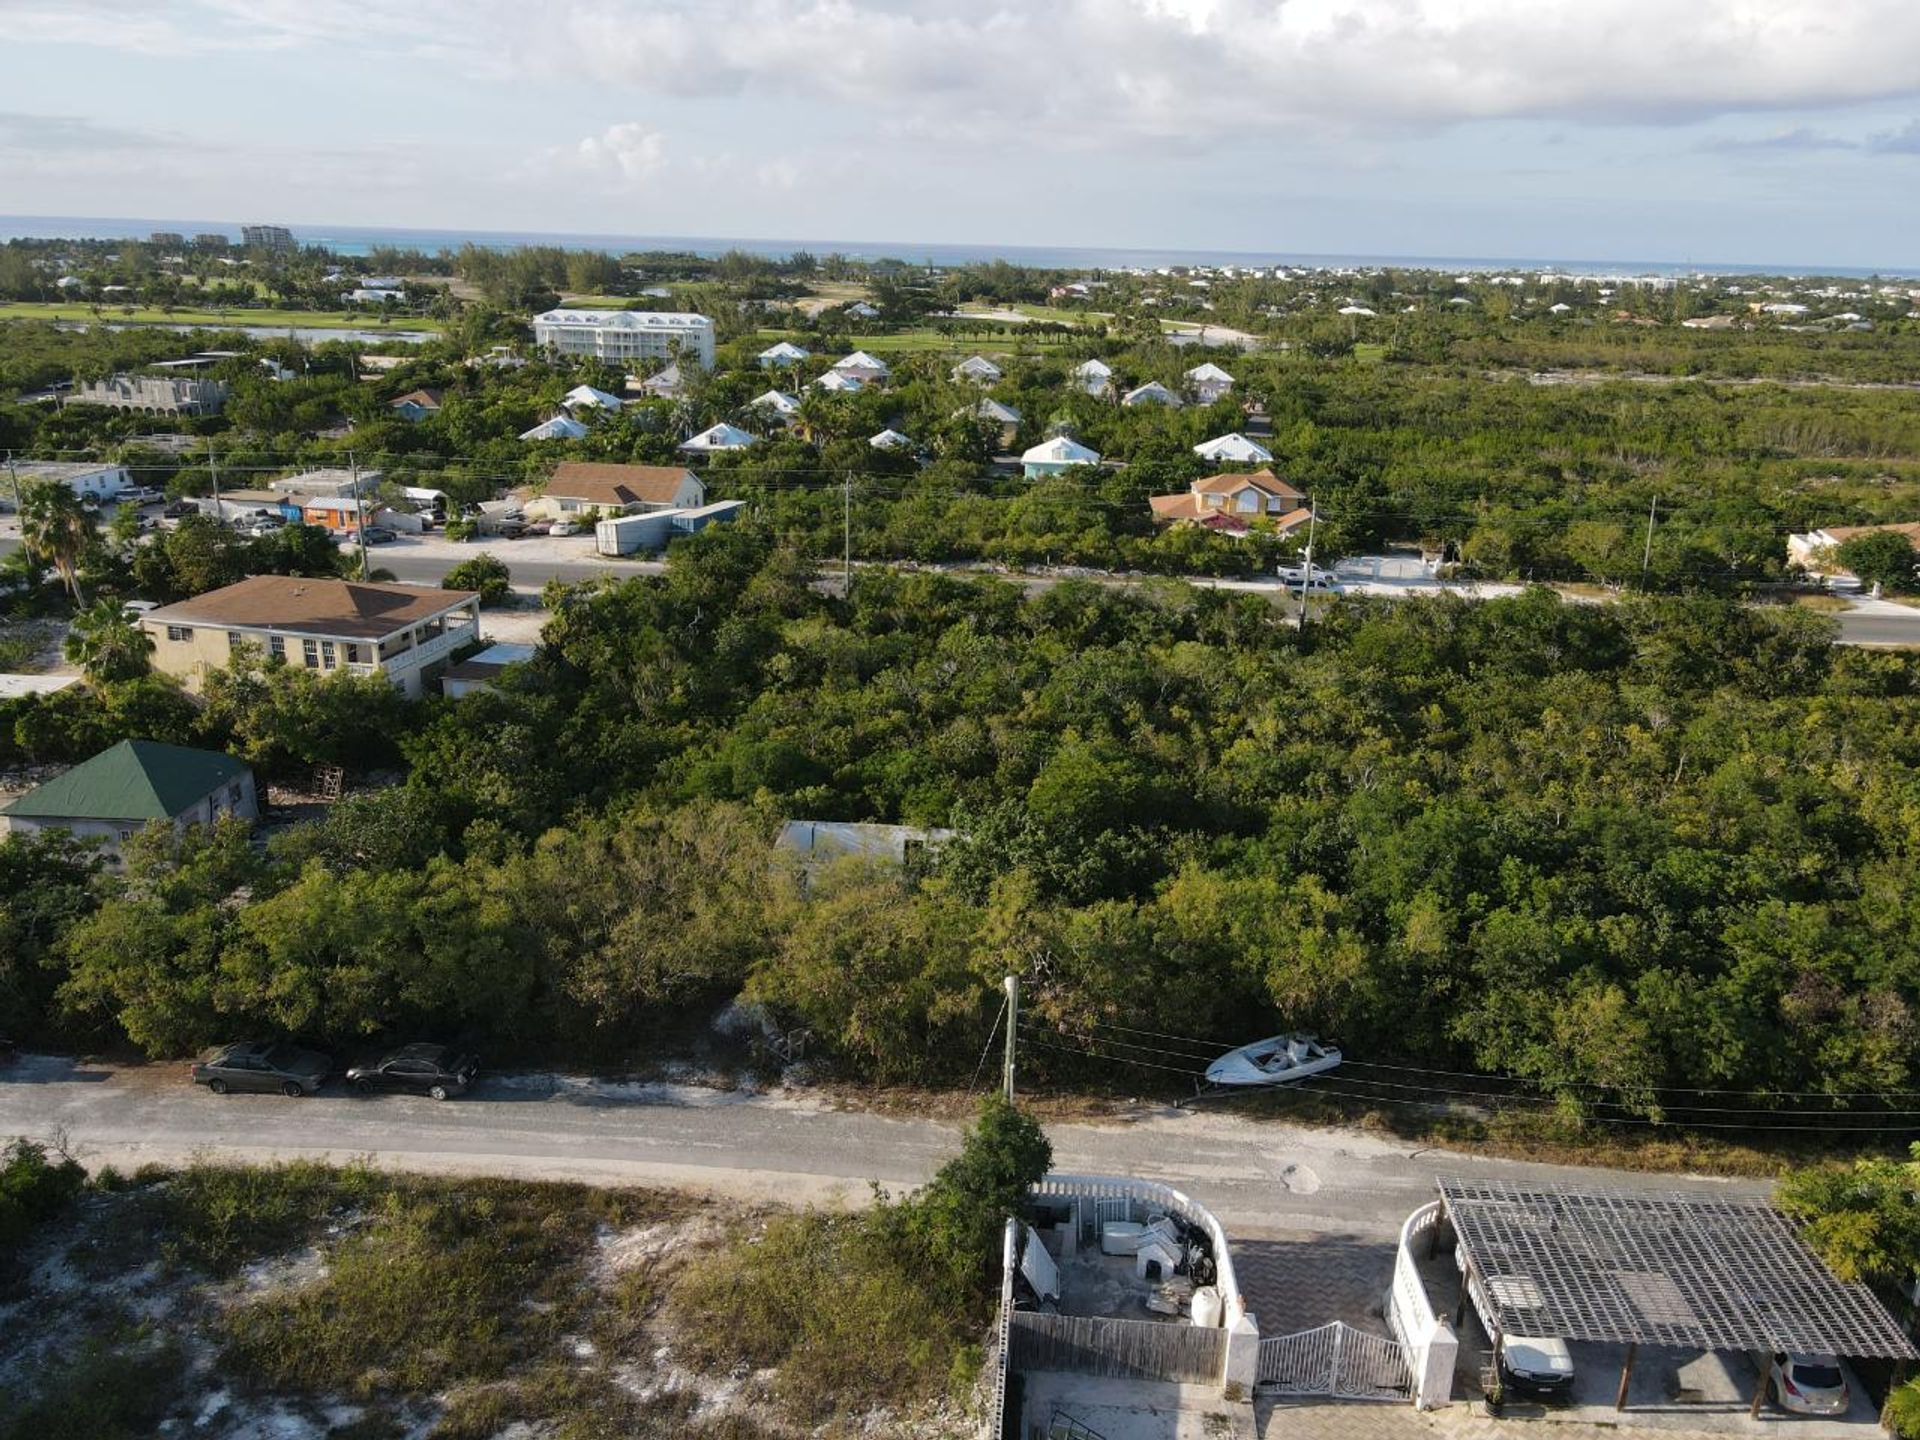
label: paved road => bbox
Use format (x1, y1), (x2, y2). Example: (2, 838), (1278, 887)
(0, 1055), (1769, 1239)
(4, 531), (1917, 646)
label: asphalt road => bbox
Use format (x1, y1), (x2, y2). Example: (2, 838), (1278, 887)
(0, 1055), (1770, 1239)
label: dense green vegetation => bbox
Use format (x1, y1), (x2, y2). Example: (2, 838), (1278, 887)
(4, 527), (1919, 1126)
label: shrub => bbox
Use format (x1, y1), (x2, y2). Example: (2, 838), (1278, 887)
(442, 552), (512, 606)
(0, 1136), (86, 1253)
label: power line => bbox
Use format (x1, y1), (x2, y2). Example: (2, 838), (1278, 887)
(1073, 1018), (1920, 1105)
(1022, 1025), (1920, 1134)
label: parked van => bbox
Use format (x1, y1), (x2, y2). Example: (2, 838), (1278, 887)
(1462, 1269), (1575, 1399)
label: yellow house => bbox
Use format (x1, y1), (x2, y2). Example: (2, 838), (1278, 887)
(141, 575), (481, 699)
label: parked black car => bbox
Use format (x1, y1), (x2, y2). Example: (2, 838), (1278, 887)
(362, 526), (398, 545)
(191, 1040), (331, 1096)
(345, 1043), (478, 1100)
(162, 499), (200, 519)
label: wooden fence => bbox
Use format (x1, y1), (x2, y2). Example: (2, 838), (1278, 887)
(1009, 1312), (1227, 1384)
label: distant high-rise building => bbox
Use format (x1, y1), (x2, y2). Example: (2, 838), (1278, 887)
(148, 231), (185, 247)
(241, 224), (295, 251)
(193, 233), (230, 249)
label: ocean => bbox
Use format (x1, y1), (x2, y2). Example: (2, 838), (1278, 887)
(3, 214), (1915, 279)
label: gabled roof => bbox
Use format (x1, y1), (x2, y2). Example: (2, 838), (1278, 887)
(3, 740), (249, 823)
(1073, 358), (1113, 377)
(953, 355), (1002, 379)
(1184, 362), (1235, 384)
(562, 384), (623, 410)
(546, 462), (696, 507)
(638, 362), (687, 396)
(1149, 493), (1208, 522)
(519, 415), (590, 441)
(680, 422), (757, 452)
(752, 389), (801, 415)
(832, 350), (890, 375)
(1193, 432), (1274, 463)
(1122, 381), (1182, 407)
(758, 341), (810, 362)
(144, 575), (478, 640)
(1191, 468), (1304, 502)
(1022, 436), (1101, 466)
(975, 397), (1021, 424)
(811, 371), (865, 393)
(388, 388), (443, 410)
(869, 428), (914, 451)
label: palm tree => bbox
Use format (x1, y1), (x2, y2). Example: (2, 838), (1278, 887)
(19, 482), (95, 605)
(63, 599), (152, 684)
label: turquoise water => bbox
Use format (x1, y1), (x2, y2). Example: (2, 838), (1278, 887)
(5, 214), (1915, 278)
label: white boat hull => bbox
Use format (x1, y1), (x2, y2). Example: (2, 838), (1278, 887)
(1205, 1034), (1342, 1088)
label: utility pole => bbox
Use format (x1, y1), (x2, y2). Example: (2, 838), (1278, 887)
(1296, 499), (1319, 631)
(348, 450), (370, 579)
(1641, 495), (1658, 581)
(207, 437), (223, 518)
(1001, 974), (1019, 1103)
(4, 451), (19, 513)
(843, 477), (852, 599)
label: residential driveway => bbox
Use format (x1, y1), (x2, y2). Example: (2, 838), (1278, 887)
(0, 1055), (1770, 1241)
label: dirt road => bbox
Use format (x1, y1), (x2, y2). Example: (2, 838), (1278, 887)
(0, 1055), (1769, 1239)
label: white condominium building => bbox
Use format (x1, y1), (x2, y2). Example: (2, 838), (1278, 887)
(531, 308), (715, 367)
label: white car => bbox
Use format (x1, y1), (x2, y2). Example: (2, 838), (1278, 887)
(549, 521), (583, 537)
(1277, 561), (1338, 587)
(116, 486), (165, 506)
(1769, 1354), (1848, 1416)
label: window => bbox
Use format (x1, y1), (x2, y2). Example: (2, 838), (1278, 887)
(268, 635), (286, 660)
(166, 625), (193, 642)
(321, 641), (336, 671)
(117, 828), (135, 842)
(226, 783), (242, 806)
(226, 630), (247, 652)
(302, 638), (319, 667)
(344, 643), (363, 665)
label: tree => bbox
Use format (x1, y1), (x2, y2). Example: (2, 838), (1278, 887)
(901, 1095), (1052, 1311)
(18, 481), (94, 604)
(442, 552), (512, 606)
(62, 599), (152, 683)
(1775, 1146), (1920, 1284)
(1836, 530), (1920, 594)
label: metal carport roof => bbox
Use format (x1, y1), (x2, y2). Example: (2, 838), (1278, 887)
(1437, 1176), (1917, 1359)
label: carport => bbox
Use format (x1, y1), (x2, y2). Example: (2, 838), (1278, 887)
(1435, 1177), (1916, 1417)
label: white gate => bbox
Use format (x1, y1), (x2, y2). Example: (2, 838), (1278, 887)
(1257, 1321), (1411, 1400)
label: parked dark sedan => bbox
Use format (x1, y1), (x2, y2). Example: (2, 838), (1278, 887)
(346, 1043), (478, 1100)
(191, 1040), (331, 1096)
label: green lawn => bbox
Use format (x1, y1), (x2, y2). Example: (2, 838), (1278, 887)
(0, 302), (442, 333)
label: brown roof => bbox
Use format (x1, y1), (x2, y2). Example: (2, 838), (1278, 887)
(144, 575), (477, 640)
(389, 388), (443, 409)
(544, 462), (695, 507)
(1190, 468), (1305, 502)
(1149, 493), (1207, 522)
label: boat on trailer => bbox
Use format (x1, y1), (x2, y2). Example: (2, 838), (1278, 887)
(1203, 1034), (1342, 1089)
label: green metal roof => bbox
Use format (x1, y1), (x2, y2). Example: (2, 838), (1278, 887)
(2, 740), (249, 822)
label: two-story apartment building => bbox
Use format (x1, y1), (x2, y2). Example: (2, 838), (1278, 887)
(1148, 469), (1310, 538)
(141, 576), (481, 699)
(531, 308), (716, 368)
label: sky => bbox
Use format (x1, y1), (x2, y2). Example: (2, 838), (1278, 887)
(2, 0), (1918, 267)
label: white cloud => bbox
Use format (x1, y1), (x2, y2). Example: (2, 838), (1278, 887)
(9, 1), (1920, 140)
(574, 123), (667, 182)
